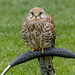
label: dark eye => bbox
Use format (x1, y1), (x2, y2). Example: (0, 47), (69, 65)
(31, 12), (34, 15)
(39, 12), (43, 15)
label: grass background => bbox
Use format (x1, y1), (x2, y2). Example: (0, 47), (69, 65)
(0, 0), (75, 75)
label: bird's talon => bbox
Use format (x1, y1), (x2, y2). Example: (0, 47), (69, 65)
(32, 48), (35, 52)
(39, 48), (41, 50)
(42, 48), (44, 54)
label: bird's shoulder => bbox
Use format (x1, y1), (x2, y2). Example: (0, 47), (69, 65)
(46, 14), (54, 24)
(46, 14), (56, 40)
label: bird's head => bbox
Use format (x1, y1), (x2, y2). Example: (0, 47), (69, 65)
(27, 7), (46, 21)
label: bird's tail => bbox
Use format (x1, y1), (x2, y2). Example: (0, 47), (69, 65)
(38, 56), (56, 75)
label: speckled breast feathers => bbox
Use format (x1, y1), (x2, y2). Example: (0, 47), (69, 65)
(21, 15), (56, 49)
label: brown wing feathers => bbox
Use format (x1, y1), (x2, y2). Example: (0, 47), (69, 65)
(46, 15), (56, 46)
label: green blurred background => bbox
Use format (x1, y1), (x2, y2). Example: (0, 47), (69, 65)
(0, 0), (75, 75)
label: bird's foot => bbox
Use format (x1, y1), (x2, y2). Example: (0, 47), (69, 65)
(39, 47), (48, 54)
(32, 48), (38, 52)
(32, 48), (36, 52)
(42, 48), (44, 54)
(39, 48), (41, 50)
(32, 47), (48, 53)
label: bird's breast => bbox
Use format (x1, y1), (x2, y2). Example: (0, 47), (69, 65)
(23, 20), (53, 49)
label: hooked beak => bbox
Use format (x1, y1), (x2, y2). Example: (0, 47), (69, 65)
(35, 13), (38, 18)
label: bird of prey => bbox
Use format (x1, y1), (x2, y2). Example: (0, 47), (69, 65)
(21, 7), (56, 75)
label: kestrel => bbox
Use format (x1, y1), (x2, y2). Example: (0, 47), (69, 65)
(21, 7), (56, 75)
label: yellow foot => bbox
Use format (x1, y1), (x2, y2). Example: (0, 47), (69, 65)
(39, 47), (48, 54)
(42, 48), (44, 54)
(38, 48), (45, 54)
(39, 48), (41, 50)
(32, 48), (36, 52)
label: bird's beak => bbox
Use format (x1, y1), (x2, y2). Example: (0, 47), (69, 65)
(35, 13), (38, 18)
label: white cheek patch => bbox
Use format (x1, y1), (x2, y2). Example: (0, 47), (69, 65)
(40, 14), (44, 18)
(40, 13), (46, 19)
(28, 13), (33, 19)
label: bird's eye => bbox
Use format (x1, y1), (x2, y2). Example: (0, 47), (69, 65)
(31, 12), (34, 15)
(39, 12), (43, 15)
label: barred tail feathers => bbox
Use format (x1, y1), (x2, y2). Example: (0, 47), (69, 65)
(39, 56), (55, 75)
